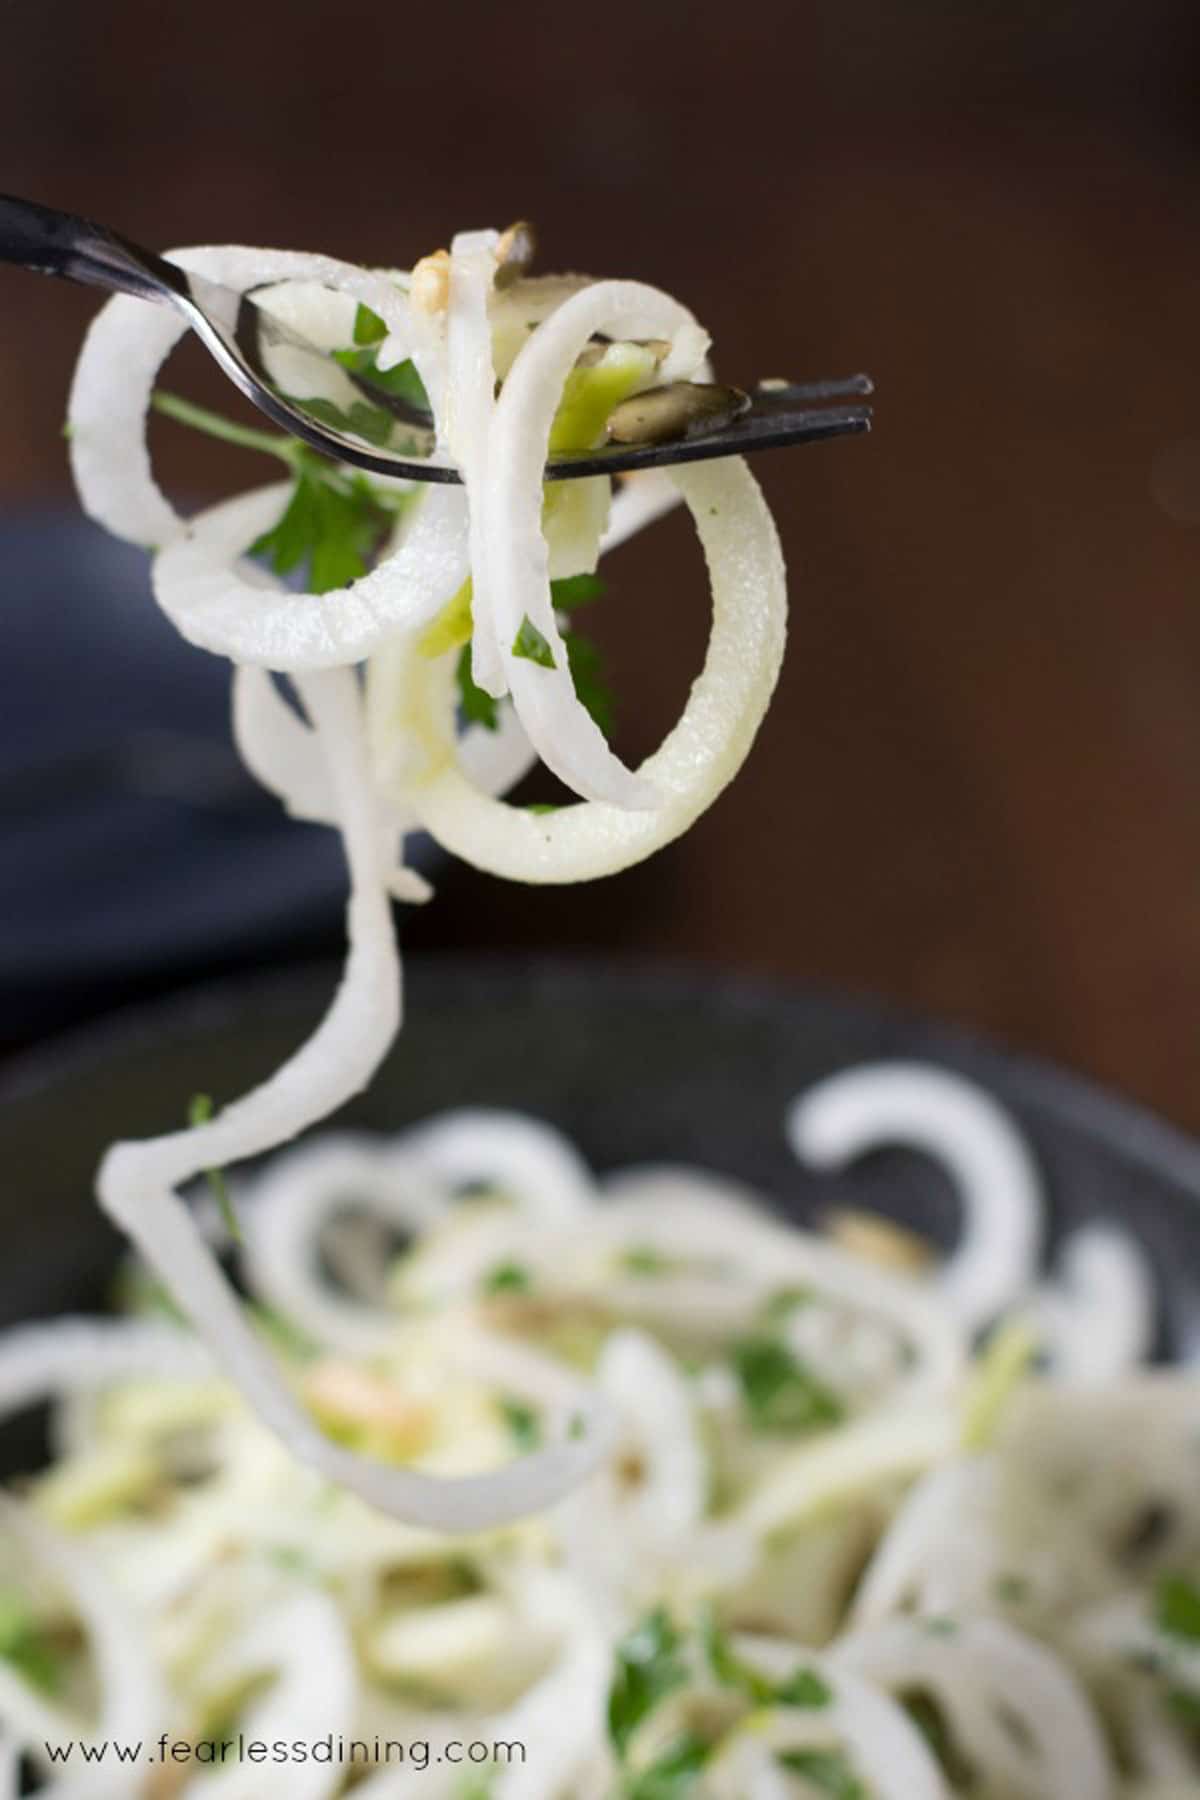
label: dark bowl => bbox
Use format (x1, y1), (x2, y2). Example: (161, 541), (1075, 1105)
(4, 954), (1200, 1373)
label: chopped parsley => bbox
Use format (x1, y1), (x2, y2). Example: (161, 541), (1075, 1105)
(499, 1397), (541, 1450)
(154, 346), (618, 730)
(777, 1667), (837, 1709)
(481, 1261), (533, 1296)
(187, 1093), (242, 1243)
(456, 644), (499, 731)
(1155, 1573), (1200, 1643)
(760, 1287), (813, 1323)
(704, 1609), (831, 1709)
(0, 1592), (64, 1696)
(608, 1608), (689, 1755)
(511, 615), (556, 669)
(621, 1245), (676, 1277)
(775, 1748), (866, 1798)
(250, 465), (399, 595)
(563, 627), (614, 733)
(152, 386), (406, 596)
(550, 571), (605, 610)
(730, 1335), (845, 1436)
(331, 303), (430, 411)
(625, 1730), (710, 1798)
(992, 1573), (1030, 1606)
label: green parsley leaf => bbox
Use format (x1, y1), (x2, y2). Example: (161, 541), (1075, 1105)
(563, 627), (614, 733)
(334, 351), (430, 411)
(730, 1335), (845, 1435)
(777, 1667), (836, 1709)
(992, 1573), (1030, 1606)
(775, 1748), (866, 1798)
(1156, 1573), (1200, 1643)
(456, 645), (499, 731)
(249, 467), (395, 596)
(626, 1731), (710, 1798)
(512, 615), (556, 669)
(621, 1245), (675, 1277)
(760, 1287), (813, 1323)
(703, 1609), (831, 1709)
(0, 1592), (64, 1696)
(499, 1397), (542, 1451)
(334, 304), (430, 411)
(550, 572), (605, 610)
(187, 1093), (242, 1243)
(353, 303), (388, 345)
(482, 1261), (533, 1296)
(608, 1608), (688, 1755)
(702, 1611), (773, 1704)
(525, 803), (561, 816)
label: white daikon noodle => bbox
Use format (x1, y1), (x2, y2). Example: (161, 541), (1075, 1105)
(0, 1073), (1195, 1796)
(60, 227), (785, 1533)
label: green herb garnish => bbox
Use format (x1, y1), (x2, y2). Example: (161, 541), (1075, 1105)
(730, 1335), (845, 1435)
(499, 1398), (541, 1451)
(760, 1287), (813, 1322)
(152, 388), (405, 596)
(621, 1245), (675, 1277)
(456, 644), (499, 731)
(250, 465), (397, 595)
(777, 1667), (836, 1708)
(482, 1261), (533, 1296)
(550, 572), (605, 610)
(1156, 1573), (1200, 1643)
(703, 1609), (831, 1709)
(775, 1748), (866, 1798)
(331, 304), (430, 410)
(187, 1093), (242, 1243)
(0, 1592), (64, 1696)
(563, 627), (614, 732)
(511, 615), (556, 669)
(608, 1608), (689, 1755)
(625, 1731), (710, 1798)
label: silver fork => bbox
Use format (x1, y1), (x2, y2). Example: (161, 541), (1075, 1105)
(0, 193), (872, 483)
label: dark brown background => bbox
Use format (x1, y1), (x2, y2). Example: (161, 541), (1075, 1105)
(7, 1), (1200, 1125)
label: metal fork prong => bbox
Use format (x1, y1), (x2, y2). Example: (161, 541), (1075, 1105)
(755, 373), (874, 403)
(540, 402), (871, 482)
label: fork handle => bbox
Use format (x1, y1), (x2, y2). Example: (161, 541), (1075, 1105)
(0, 194), (187, 305)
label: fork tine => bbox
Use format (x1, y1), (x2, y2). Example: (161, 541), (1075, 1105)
(542, 401), (872, 481)
(754, 374), (874, 403)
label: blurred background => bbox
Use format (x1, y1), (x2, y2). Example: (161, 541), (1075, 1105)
(5, 0), (1200, 1125)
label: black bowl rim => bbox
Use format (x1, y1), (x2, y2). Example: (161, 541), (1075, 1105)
(4, 950), (1200, 1208)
